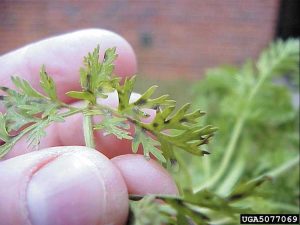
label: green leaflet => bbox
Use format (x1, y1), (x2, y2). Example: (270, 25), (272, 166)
(115, 76), (216, 163)
(66, 91), (96, 104)
(94, 116), (132, 140)
(40, 65), (58, 100)
(0, 141), (14, 158)
(5, 109), (38, 132)
(140, 104), (216, 162)
(79, 45), (118, 97)
(0, 67), (63, 156)
(227, 176), (269, 202)
(132, 126), (166, 163)
(129, 196), (171, 225)
(0, 86), (30, 108)
(117, 76), (137, 112)
(11, 76), (44, 98)
(257, 39), (299, 76)
(96, 77), (120, 94)
(0, 113), (10, 142)
(117, 77), (175, 115)
(133, 85), (175, 109)
(26, 113), (65, 147)
(99, 47), (117, 80)
(0, 108), (65, 156)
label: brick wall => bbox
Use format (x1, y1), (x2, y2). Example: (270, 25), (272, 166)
(0, 0), (280, 79)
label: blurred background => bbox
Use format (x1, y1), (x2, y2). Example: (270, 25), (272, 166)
(0, 0), (298, 79)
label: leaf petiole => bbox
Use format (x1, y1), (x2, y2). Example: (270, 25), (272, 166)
(83, 108), (96, 149)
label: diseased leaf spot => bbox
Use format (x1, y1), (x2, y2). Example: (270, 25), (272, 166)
(170, 158), (177, 165)
(134, 98), (147, 106)
(82, 73), (92, 92)
(200, 214), (210, 221)
(255, 178), (267, 187)
(153, 122), (159, 128)
(164, 119), (170, 124)
(174, 199), (183, 205)
(228, 194), (244, 201)
(0, 87), (9, 92)
(179, 118), (188, 123)
(119, 103), (125, 110)
(202, 150), (210, 155)
(152, 105), (160, 110)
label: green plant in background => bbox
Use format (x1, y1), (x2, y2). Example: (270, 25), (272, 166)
(182, 39), (299, 220)
(128, 39), (299, 224)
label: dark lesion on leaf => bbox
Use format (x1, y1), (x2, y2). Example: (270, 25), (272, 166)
(164, 119), (170, 124)
(85, 73), (92, 91)
(103, 52), (108, 61)
(152, 122), (159, 128)
(255, 177), (270, 186)
(170, 158), (177, 165)
(152, 105), (160, 110)
(202, 150), (210, 155)
(179, 118), (188, 123)
(200, 134), (214, 145)
(227, 193), (244, 201)
(132, 133), (138, 140)
(119, 102), (125, 110)
(30, 99), (46, 104)
(134, 98), (147, 106)
(0, 87), (9, 92)
(173, 198), (184, 205)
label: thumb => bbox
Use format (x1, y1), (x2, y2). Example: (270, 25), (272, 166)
(0, 146), (128, 225)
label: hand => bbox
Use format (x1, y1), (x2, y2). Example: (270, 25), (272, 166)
(0, 29), (178, 225)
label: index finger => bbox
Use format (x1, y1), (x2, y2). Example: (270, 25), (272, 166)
(0, 29), (137, 103)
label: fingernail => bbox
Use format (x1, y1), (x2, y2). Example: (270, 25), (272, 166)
(26, 152), (127, 225)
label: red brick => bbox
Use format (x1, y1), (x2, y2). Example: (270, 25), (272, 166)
(0, 0), (279, 79)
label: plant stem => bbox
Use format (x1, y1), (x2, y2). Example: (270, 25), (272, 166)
(0, 122), (40, 158)
(60, 108), (83, 118)
(252, 155), (299, 182)
(195, 72), (269, 192)
(262, 201), (300, 213)
(129, 194), (181, 201)
(195, 113), (246, 191)
(83, 113), (95, 149)
(216, 154), (245, 196)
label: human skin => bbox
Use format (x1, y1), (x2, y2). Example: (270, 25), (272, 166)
(0, 29), (178, 225)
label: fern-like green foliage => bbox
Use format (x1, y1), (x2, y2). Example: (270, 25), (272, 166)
(129, 186), (256, 225)
(0, 45), (215, 166)
(0, 66), (64, 157)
